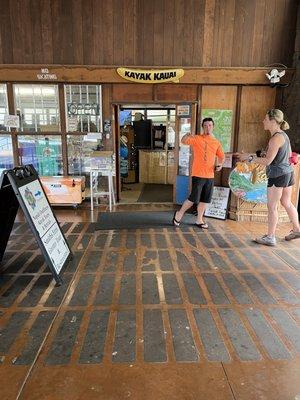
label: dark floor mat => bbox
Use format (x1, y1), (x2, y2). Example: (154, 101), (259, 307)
(138, 184), (173, 203)
(95, 211), (195, 230)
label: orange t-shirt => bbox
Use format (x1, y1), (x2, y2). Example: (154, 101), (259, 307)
(184, 134), (225, 178)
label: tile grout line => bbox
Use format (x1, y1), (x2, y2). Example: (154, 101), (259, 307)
(221, 361), (237, 400)
(14, 239), (89, 400)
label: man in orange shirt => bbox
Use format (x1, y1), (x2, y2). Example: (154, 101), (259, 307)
(173, 118), (225, 228)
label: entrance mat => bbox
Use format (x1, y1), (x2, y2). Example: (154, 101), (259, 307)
(138, 184), (173, 203)
(95, 211), (195, 230)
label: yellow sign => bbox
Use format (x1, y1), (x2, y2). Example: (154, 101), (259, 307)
(117, 68), (184, 84)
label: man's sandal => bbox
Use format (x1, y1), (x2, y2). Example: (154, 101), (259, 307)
(172, 211), (181, 226)
(195, 223), (209, 229)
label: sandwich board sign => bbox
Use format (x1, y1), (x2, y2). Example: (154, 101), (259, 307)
(0, 165), (72, 285)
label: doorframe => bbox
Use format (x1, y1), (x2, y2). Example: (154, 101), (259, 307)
(112, 101), (198, 204)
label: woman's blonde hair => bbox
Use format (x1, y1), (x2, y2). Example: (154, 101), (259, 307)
(267, 109), (290, 130)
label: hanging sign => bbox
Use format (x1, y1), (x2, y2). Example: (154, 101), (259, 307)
(4, 114), (20, 129)
(0, 165), (72, 284)
(117, 68), (184, 84)
(177, 104), (191, 117)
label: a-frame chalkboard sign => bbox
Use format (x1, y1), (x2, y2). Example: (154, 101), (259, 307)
(0, 165), (72, 285)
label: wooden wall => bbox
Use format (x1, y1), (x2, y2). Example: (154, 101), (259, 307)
(107, 83), (277, 153)
(0, 0), (298, 67)
(238, 86), (276, 152)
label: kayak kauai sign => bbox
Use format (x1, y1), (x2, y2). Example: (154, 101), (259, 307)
(117, 68), (184, 83)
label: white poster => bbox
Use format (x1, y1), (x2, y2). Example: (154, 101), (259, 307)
(204, 186), (230, 220)
(18, 179), (70, 274)
(223, 153), (233, 168)
(177, 104), (191, 117)
(67, 116), (78, 132)
(41, 223), (69, 273)
(19, 180), (56, 237)
(4, 114), (20, 128)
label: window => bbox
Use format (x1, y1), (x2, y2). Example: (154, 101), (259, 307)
(0, 84), (9, 131)
(14, 84), (60, 132)
(65, 85), (102, 132)
(18, 135), (63, 176)
(147, 110), (168, 124)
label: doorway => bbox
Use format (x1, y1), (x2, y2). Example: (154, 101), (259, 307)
(115, 104), (176, 204)
(113, 102), (197, 204)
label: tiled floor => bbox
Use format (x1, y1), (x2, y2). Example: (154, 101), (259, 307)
(1, 205), (300, 400)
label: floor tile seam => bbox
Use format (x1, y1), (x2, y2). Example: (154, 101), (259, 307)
(14, 234), (92, 400)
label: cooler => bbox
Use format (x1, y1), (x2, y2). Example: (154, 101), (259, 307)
(40, 176), (86, 207)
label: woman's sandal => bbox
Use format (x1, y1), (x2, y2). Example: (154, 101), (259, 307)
(172, 211), (181, 226)
(195, 222), (209, 229)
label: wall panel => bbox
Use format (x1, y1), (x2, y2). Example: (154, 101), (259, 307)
(200, 85), (237, 149)
(155, 84), (198, 101)
(111, 84), (153, 102)
(0, 0), (297, 67)
(238, 86), (276, 152)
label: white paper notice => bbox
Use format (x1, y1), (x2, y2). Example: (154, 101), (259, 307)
(44, 183), (69, 195)
(4, 114), (20, 128)
(223, 153), (233, 168)
(204, 186), (230, 220)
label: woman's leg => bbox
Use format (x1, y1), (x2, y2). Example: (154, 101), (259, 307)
(267, 185), (283, 236)
(280, 186), (300, 232)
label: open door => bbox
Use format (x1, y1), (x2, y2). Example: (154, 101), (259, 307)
(174, 103), (198, 204)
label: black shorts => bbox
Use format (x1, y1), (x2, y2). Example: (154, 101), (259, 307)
(188, 177), (214, 204)
(268, 172), (295, 187)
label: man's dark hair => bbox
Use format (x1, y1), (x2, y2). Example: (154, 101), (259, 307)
(202, 117), (214, 127)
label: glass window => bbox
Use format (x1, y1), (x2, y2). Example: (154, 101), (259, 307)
(18, 135), (63, 176)
(67, 135), (102, 174)
(147, 110), (168, 125)
(0, 84), (9, 132)
(65, 85), (102, 133)
(0, 135), (14, 173)
(14, 84), (60, 132)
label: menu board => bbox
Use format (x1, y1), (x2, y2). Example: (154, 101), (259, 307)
(0, 165), (71, 284)
(18, 179), (70, 273)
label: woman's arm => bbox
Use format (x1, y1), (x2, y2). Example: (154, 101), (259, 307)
(238, 135), (284, 165)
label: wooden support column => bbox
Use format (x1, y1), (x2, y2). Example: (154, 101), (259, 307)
(202, 0), (216, 67)
(6, 83), (19, 167)
(233, 85), (242, 152)
(102, 84), (113, 151)
(58, 83), (68, 175)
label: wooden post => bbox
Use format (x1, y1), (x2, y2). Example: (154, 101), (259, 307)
(58, 83), (68, 175)
(6, 83), (19, 167)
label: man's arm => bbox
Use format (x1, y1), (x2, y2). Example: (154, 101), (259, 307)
(181, 133), (196, 145)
